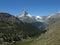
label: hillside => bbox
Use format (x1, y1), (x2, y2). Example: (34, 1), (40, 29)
(7, 21), (60, 45)
(0, 13), (42, 44)
(31, 21), (60, 45)
(0, 12), (60, 45)
(0, 13), (22, 33)
(31, 12), (60, 45)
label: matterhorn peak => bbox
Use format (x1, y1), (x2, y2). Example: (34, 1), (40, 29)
(18, 9), (34, 23)
(19, 9), (32, 18)
(20, 9), (28, 16)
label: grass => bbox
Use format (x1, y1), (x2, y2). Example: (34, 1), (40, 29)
(31, 21), (60, 45)
(0, 38), (35, 45)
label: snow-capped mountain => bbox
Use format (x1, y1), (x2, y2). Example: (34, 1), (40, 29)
(18, 10), (43, 23)
(45, 11), (60, 25)
(46, 11), (60, 20)
(18, 10), (34, 23)
(35, 16), (44, 22)
(19, 9), (32, 18)
(18, 10), (46, 30)
(17, 10), (60, 31)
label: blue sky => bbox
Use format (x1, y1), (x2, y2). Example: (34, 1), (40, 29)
(0, 0), (60, 16)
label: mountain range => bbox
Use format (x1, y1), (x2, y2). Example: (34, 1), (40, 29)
(0, 10), (60, 45)
(18, 10), (60, 30)
(17, 10), (60, 45)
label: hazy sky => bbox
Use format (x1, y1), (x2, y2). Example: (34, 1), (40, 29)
(0, 0), (60, 16)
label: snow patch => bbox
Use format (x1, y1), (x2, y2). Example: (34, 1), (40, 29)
(36, 16), (42, 19)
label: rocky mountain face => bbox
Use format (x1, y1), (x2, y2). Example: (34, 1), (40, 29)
(18, 10), (34, 23)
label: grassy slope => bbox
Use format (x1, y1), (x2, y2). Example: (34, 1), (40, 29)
(31, 21), (60, 45)
(0, 39), (35, 45)
(2, 21), (60, 45)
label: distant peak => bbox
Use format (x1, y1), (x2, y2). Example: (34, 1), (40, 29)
(36, 16), (42, 19)
(21, 9), (28, 16)
(22, 9), (26, 13)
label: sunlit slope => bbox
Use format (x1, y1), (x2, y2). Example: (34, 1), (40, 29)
(32, 21), (60, 45)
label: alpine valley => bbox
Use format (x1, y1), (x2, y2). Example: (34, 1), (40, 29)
(0, 10), (60, 45)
